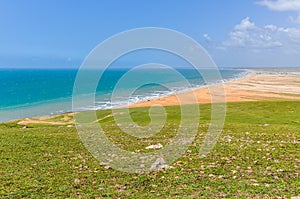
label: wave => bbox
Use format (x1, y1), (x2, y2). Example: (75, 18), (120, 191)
(0, 69), (249, 123)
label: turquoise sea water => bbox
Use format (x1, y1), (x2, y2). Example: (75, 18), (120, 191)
(0, 68), (247, 122)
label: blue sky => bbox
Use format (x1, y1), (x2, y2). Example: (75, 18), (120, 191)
(1, 0), (300, 68)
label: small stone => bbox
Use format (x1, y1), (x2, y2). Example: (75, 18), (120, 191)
(74, 178), (81, 184)
(67, 125), (73, 128)
(22, 125), (28, 129)
(150, 157), (169, 171)
(224, 135), (232, 142)
(99, 162), (108, 166)
(146, 143), (163, 150)
(291, 196), (300, 199)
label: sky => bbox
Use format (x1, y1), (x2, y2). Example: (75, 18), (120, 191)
(1, 0), (300, 68)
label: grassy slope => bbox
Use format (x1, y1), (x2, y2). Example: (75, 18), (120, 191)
(0, 101), (299, 198)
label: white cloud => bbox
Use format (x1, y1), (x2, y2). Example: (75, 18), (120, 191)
(257, 0), (300, 23)
(203, 34), (212, 41)
(264, 24), (277, 31)
(234, 17), (256, 30)
(205, 15), (300, 67)
(257, 0), (300, 11)
(223, 17), (283, 49)
(289, 14), (300, 23)
(278, 26), (300, 43)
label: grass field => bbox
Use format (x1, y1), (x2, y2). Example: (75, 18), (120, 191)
(0, 101), (299, 198)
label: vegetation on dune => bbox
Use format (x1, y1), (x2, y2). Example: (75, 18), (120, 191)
(0, 101), (299, 198)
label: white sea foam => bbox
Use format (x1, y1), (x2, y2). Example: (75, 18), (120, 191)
(0, 69), (250, 123)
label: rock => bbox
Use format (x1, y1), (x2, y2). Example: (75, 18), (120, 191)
(145, 143), (163, 149)
(139, 156), (148, 160)
(224, 135), (232, 142)
(100, 162), (111, 169)
(22, 125), (28, 129)
(74, 178), (81, 184)
(99, 162), (108, 166)
(150, 157), (170, 171)
(67, 125), (73, 128)
(119, 186), (126, 191)
(263, 123), (269, 127)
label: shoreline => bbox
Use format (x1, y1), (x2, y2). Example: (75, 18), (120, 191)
(0, 69), (247, 123)
(129, 69), (300, 108)
(3, 68), (300, 125)
(121, 69), (251, 108)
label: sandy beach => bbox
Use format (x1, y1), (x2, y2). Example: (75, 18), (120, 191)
(15, 69), (300, 125)
(130, 70), (300, 108)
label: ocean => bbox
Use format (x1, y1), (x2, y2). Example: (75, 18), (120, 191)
(0, 68), (248, 122)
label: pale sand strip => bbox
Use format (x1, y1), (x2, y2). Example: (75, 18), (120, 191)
(129, 74), (300, 108)
(17, 112), (75, 126)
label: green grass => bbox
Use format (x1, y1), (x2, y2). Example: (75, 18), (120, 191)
(0, 101), (299, 198)
(282, 93), (300, 97)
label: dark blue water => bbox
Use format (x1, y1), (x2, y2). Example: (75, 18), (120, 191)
(0, 68), (247, 122)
